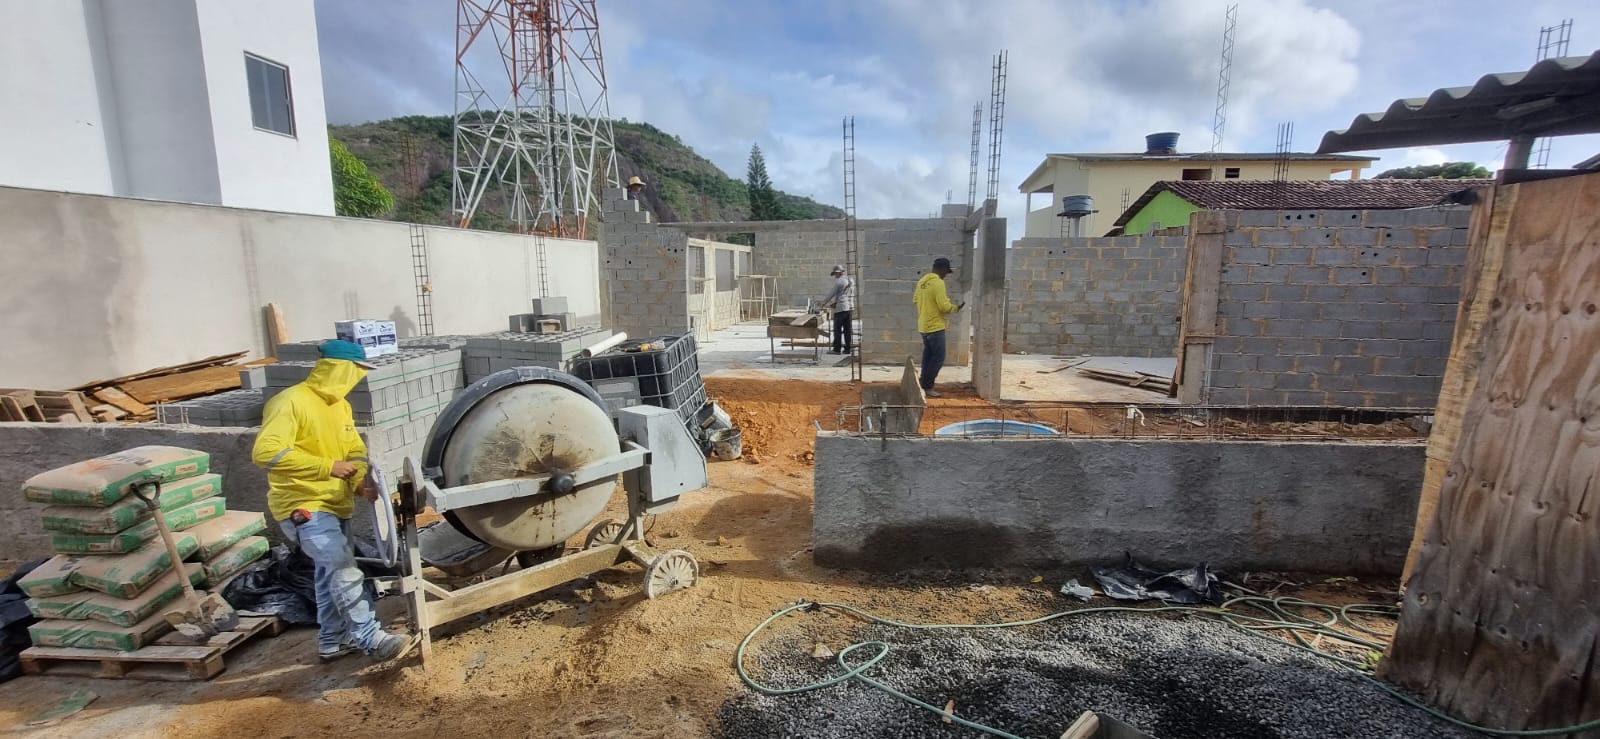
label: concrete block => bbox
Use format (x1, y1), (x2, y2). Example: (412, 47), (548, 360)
(531, 296), (569, 314)
(1335, 228), (1378, 246)
(1288, 266), (1331, 284)
(1258, 228), (1295, 246)
(1331, 268), (1372, 285)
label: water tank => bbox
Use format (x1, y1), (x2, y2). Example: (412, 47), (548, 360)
(1059, 195), (1094, 218)
(1145, 132), (1180, 155)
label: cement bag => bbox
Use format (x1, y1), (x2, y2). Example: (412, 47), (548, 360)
(27, 564), (203, 627)
(186, 510), (268, 560)
(39, 473), (222, 534)
(203, 536), (270, 585)
(71, 532), (201, 599)
(50, 497), (227, 555)
(29, 611), (174, 652)
(23, 446), (211, 507)
(16, 555), (82, 598)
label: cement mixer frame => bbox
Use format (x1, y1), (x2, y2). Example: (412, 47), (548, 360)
(390, 367), (709, 667)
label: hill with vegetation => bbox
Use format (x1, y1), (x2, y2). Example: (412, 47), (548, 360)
(328, 115), (843, 230)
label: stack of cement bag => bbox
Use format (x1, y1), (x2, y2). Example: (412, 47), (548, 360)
(15, 446), (269, 652)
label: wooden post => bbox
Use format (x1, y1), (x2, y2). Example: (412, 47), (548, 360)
(264, 303), (289, 358)
(1174, 210), (1227, 403)
(1382, 172), (1600, 732)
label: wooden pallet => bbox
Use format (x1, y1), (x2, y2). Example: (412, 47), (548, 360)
(0, 389), (93, 422)
(20, 616), (283, 681)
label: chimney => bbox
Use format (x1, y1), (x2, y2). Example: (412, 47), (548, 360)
(1144, 132), (1180, 156)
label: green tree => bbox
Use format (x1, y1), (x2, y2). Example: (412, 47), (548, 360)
(745, 144), (782, 221)
(330, 139), (395, 218)
(1374, 161), (1492, 180)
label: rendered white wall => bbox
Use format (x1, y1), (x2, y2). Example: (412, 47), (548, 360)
(0, 186), (601, 388)
(194, 0), (334, 215)
(0, 0), (333, 215)
(0, 1), (119, 195)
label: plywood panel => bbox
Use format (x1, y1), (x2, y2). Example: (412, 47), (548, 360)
(1382, 172), (1600, 733)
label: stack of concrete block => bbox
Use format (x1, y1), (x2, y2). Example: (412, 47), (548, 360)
(273, 339), (325, 362)
(508, 296), (582, 333)
(156, 389), (266, 427)
(599, 189), (693, 340)
(463, 327), (610, 384)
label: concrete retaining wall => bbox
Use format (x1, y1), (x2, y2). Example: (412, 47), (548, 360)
(813, 434), (1425, 575)
(1006, 235), (1187, 357)
(0, 185), (601, 388)
(1203, 208), (1469, 407)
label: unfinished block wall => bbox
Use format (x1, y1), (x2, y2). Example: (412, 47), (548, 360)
(1006, 235), (1187, 357)
(599, 189), (691, 339)
(666, 214), (976, 366)
(1184, 208), (1470, 407)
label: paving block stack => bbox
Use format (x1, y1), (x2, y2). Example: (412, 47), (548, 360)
(16, 446), (268, 652)
(264, 348), (466, 480)
(463, 327), (610, 384)
(156, 388), (266, 427)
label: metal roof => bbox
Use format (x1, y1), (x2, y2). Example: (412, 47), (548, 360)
(1319, 51), (1600, 154)
(1017, 152), (1374, 193)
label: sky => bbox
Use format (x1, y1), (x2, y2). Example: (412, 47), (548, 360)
(314, 0), (1600, 235)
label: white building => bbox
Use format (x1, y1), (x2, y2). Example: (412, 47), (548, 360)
(0, 0), (335, 215)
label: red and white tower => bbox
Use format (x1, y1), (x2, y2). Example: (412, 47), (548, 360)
(451, 0), (618, 236)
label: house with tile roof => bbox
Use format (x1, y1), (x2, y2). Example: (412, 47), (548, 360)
(1108, 178), (1492, 236)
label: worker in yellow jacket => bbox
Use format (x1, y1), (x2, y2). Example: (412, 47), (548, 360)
(253, 339), (410, 664)
(913, 257), (962, 397)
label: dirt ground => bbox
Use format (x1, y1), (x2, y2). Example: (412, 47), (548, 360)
(1, 377), (1410, 738)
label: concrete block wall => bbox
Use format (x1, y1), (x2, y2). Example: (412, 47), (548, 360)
(1203, 208), (1470, 408)
(1006, 235), (1187, 357)
(814, 434), (1427, 575)
(664, 213), (976, 366)
(600, 189), (691, 339)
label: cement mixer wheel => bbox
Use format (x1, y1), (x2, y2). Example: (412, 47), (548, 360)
(584, 519), (626, 550)
(643, 549), (699, 599)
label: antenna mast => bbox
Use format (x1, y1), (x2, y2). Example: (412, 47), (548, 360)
(451, 0), (619, 236)
(1211, 4), (1238, 154)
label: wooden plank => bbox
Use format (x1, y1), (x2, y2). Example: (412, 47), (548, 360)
(71, 351), (249, 393)
(0, 395), (24, 422)
(424, 545), (630, 627)
(1175, 211), (1227, 403)
(115, 359), (270, 405)
(1400, 184), (1514, 584)
(264, 303), (289, 356)
(92, 387), (153, 418)
(1381, 172), (1600, 733)
(3, 391), (47, 422)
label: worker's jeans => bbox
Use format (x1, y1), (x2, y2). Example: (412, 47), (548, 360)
(280, 512), (382, 654)
(832, 310), (853, 353)
(920, 330), (946, 390)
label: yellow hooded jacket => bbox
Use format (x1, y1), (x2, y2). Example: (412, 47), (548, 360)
(914, 273), (958, 333)
(252, 359), (370, 521)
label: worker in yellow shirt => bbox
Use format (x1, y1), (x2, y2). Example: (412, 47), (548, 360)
(913, 257), (963, 397)
(252, 339), (411, 664)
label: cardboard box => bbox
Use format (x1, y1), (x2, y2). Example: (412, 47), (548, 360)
(335, 319), (399, 359)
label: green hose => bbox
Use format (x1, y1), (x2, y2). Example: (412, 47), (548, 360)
(734, 597), (1600, 738)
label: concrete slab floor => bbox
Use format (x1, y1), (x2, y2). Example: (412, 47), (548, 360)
(697, 323), (1177, 404)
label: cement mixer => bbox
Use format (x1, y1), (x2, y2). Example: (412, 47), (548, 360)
(388, 366), (708, 665)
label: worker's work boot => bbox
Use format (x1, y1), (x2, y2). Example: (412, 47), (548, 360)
(318, 642), (359, 663)
(925, 389), (943, 398)
(368, 632), (416, 663)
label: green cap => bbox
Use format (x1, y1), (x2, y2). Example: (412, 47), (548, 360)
(319, 340), (377, 369)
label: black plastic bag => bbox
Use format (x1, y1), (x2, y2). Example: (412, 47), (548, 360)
(1090, 553), (1224, 605)
(221, 541), (396, 627)
(1, 559), (45, 684)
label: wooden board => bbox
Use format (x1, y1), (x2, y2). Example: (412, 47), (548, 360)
(1174, 211), (1227, 402)
(92, 387), (153, 418)
(264, 303), (289, 356)
(1400, 184), (1514, 584)
(71, 351), (248, 393)
(1381, 172), (1600, 733)
(20, 616), (282, 682)
(115, 359), (272, 405)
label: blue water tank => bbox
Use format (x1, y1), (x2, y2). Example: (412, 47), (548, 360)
(1059, 195), (1094, 218)
(1145, 131), (1180, 154)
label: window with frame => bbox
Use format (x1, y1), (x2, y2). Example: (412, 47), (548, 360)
(246, 54), (295, 136)
(1224, 167), (1241, 179)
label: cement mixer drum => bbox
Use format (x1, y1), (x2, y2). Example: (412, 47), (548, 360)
(437, 381), (619, 551)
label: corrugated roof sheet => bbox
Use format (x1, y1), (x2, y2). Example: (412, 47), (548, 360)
(1319, 51), (1600, 154)
(1111, 179), (1491, 231)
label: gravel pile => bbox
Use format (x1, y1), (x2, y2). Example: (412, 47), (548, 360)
(718, 611), (1475, 739)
